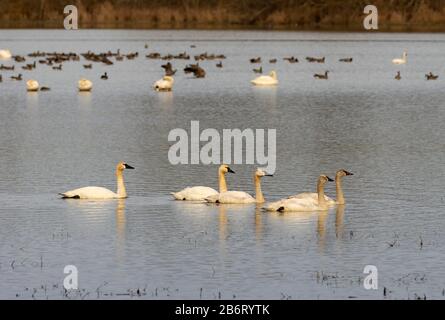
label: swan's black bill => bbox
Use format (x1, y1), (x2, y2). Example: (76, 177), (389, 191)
(265, 174), (274, 177)
(327, 176), (334, 181)
(228, 168), (235, 174)
(345, 171), (354, 176)
(124, 164), (135, 169)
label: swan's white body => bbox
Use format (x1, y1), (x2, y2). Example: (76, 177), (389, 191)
(265, 197), (327, 212)
(172, 165), (234, 201)
(60, 162), (134, 199)
(206, 191), (255, 204)
(78, 79), (93, 91)
(251, 71), (278, 86)
(60, 186), (120, 199)
(171, 186), (218, 201)
(26, 80), (39, 92)
(0, 49), (12, 60)
(288, 192), (335, 206)
(205, 168), (272, 204)
(153, 76), (174, 92)
(392, 52), (407, 65)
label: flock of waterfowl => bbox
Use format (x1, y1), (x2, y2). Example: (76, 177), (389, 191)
(0, 47), (438, 93)
(59, 162), (353, 213)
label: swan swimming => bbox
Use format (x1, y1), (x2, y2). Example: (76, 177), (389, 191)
(392, 51), (407, 65)
(251, 71), (278, 86)
(153, 76), (174, 92)
(0, 49), (12, 60)
(265, 175), (333, 212)
(205, 168), (273, 204)
(288, 169), (353, 206)
(171, 164), (235, 201)
(26, 80), (39, 92)
(59, 162), (134, 199)
(78, 78), (93, 92)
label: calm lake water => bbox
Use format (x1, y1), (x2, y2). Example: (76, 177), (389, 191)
(0, 30), (444, 299)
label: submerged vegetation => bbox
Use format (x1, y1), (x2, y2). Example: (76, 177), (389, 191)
(1, 0), (445, 30)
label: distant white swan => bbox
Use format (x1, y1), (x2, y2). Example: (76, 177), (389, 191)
(0, 49), (12, 60)
(26, 80), (39, 92)
(172, 164), (235, 201)
(265, 175), (333, 212)
(205, 168), (273, 204)
(78, 78), (93, 92)
(288, 169), (353, 206)
(251, 71), (278, 86)
(153, 76), (174, 92)
(392, 51), (407, 65)
(59, 162), (134, 199)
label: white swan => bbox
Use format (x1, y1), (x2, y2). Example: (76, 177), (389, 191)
(251, 71), (278, 86)
(205, 168), (273, 204)
(172, 164), (235, 201)
(59, 162), (134, 199)
(288, 169), (353, 206)
(78, 78), (93, 92)
(153, 76), (174, 92)
(26, 80), (39, 92)
(0, 49), (12, 60)
(265, 175), (333, 212)
(392, 51), (407, 65)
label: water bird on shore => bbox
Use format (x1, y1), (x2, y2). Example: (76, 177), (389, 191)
(78, 78), (93, 92)
(339, 57), (353, 62)
(172, 165), (235, 201)
(216, 61), (223, 68)
(306, 56), (325, 63)
(288, 169), (353, 206)
(269, 58), (277, 63)
(253, 66), (262, 74)
(0, 64), (14, 71)
(22, 62), (36, 71)
(52, 64), (62, 71)
(251, 70), (278, 86)
(13, 55), (26, 63)
(392, 51), (407, 65)
(265, 175), (333, 212)
(184, 63), (206, 78)
(205, 168), (273, 204)
(40, 86), (51, 91)
(83, 64), (92, 69)
(250, 57), (261, 63)
(153, 76), (174, 92)
(0, 49), (12, 60)
(161, 62), (177, 76)
(26, 80), (39, 92)
(395, 71), (401, 80)
(314, 71), (329, 79)
(59, 162), (134, 199)
(11, 74), (22, 81)
(425, 72), (438, 80)
(101, 72), (109, 80)
(283, 56), (298, 63)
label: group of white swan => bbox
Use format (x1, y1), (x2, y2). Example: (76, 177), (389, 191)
(172, 165), (353, 211)
(58, 163), (353, 212)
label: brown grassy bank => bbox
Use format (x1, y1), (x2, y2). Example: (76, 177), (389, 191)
(1, 0), (445, 31)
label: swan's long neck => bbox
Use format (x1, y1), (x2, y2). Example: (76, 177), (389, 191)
(254, 175), (265, 203)
(317, 180), (327, 208)
(116, 169), (127, 198)
(336, 175), (345, 205)
(219, 171), (228, 193)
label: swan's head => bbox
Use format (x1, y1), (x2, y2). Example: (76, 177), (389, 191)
(336, 169), (353, 178)
(319, 175), (334, 184)
(219, 164), (235, 174)
(269, 71), (277, 79)
(255, 168), (273, 177)
(116, 162), (135, 171)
